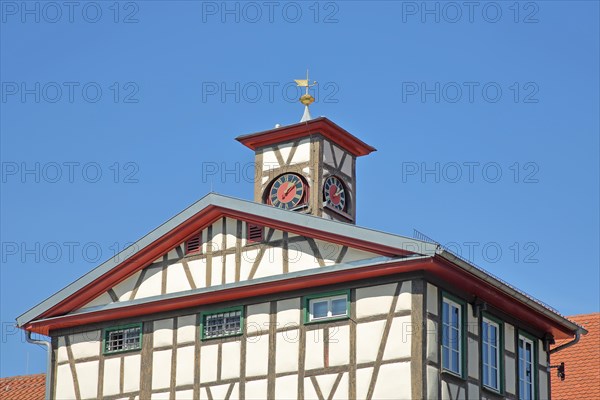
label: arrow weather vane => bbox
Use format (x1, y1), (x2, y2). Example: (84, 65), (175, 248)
(294, 69), (317, 122)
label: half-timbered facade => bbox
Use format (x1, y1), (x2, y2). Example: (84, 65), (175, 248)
(17, 117), (585, 399)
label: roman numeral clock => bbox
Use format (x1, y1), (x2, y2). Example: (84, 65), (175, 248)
(236, 73), (376, 223)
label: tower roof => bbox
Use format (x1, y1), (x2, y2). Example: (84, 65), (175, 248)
(236, 117), (376, 157)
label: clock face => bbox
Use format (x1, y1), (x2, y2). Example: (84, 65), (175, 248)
(268, 174), (305, 210)
(323, 176), (347, 212)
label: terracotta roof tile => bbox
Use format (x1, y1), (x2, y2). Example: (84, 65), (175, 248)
(0, 374), (45, 400)
(551, 313), (600, 400)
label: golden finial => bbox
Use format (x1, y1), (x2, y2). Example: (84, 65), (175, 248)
(294, 70), (317, 122)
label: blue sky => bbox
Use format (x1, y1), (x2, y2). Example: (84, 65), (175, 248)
(1, 1), (598, 378)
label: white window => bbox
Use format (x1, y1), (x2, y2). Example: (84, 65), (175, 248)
(104, 325), (142, 354)
(518, 334), (535, 400)
(203, 309), (242, 339)
(307, 294), (348, 322)
(442, 297), (462, 375)
(482, 318), (501, 391)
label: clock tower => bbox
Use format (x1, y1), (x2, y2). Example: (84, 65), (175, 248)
(236, 117), (376, 223)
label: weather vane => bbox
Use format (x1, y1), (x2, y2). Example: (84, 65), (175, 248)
(294, 69), (317, 122)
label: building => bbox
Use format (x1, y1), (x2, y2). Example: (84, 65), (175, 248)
(16, 111), (586, 399)
(550, 313), (599, 399)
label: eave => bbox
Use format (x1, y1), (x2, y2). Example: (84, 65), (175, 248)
(235, 117), (377, 157)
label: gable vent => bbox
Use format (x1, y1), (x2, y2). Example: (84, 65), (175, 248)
(185, 233), (202, 254)
(247, 223), (264, 243)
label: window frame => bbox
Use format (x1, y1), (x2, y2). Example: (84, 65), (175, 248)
(518, 331), (538, 400)
(200, 306), (244, 340)
(102, 323), (143, 355)
(441, 292), (466, 378)
(481, 313), (504, 394)
(303, 290), (350, 325)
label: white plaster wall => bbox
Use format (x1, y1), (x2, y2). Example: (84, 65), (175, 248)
(75, 360), (98, 399)
(103, 357), (121, 396)
(505, 322), (515, 352)
(539, 369), (549, 399)
(188, 259), (206, 289)
(372, 362), (411, 400)
(505, 355), (516, 395)
(427, 283), (438, 315)
(166, 262), (193, 293)
(245, 335), (268, 377)
(329, 325), (350, 366)
(396, 281), (412, 311)
(123, 354), (141, 393)
(113, 270), (141, 301)
(276, 330), (299, 372)
(468, 382), (479, 399)
(81, 291), (113, 309)
(55, 364), (76, 399)
(177, 315), (197, 344)
(276, 298), (301, 327)
(384, 315), (412, 360)
(275, 375), (298, 399)
(356, 367), (373, 399)
(441, 380), (466, 400)
(356, 320), (385, 363)
(305, 329), (325, 370)
(175, 346), (195, 387)
(153, 318), (173, 348)
(426, 318), (438, 363)
(70, 331), (101, 360)
(247, 302), (270, 335)
(356, 283), (396, 318)
(468, 335), (479, 379)
(200, 344), (218, 383)
(427, 365), (439, 400)
(56, 337), (68, 363)
(245, 379), (267, 400)
(225, 218), (238, 248)
(176, 389), (195, 400)
(221, 341), (241, 379)
(152, 349), (172, 389)
(538, 339), (548, 366)
(134, 266), (162, 299)
(338, 247), (379, 264)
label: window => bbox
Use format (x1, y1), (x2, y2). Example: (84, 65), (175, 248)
(185, 232), (201, 254)
(518, 334), (536, 400)
(304, 291), (349, 323)
(103, 324), (142, 354)
(442, 296), (463, 376)
(201, 308), (243, 339)
(482, 317), (502, 392)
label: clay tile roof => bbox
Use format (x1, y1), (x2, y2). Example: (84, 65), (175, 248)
(0, 374), (45, 400)
(551, 313), (600, 400)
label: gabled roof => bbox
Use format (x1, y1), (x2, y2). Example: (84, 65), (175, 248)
(0, 374), (45, 400)
(16, 193), (436, 330)
(551, 313), (600, 399)
(236, 117), (377, 157)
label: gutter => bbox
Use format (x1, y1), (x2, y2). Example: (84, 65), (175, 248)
(549, 328), (583, 354)
(26, 331), (52, 400)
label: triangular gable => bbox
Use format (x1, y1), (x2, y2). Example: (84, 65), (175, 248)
(17, 193), (436, 329)
(76, 217), (384, 312)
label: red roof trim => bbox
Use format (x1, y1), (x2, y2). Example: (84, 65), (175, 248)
(26, 257), (575, 339)
(33, 206), (408, 321)
(236, 117), (377, 157)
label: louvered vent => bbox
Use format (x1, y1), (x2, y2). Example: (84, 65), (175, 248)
(185, 233), (202, 254)
(247, 224), (264, 243)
